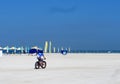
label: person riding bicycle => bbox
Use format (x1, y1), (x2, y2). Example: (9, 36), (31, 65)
(37, 50), (46, 62)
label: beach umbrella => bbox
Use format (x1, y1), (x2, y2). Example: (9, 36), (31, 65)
(61, 50), (68, 55)
(17, 47), (21, 50)
(3, 46), (8, 50)
(16, 47), (21, 54)
(10, 47), (17, 53)
(0, 47), (2, 57)
(3, 46), (9, 53)
(0, 47), (2, 50)
(10, 47), (16, 50)
(31, 46), (39, 50)
(29, 46), (43, 54)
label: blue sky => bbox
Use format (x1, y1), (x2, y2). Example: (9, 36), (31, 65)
(0, 0), (120, 50)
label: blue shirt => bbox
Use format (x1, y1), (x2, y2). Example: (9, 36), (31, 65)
(37, 53), (44, 58)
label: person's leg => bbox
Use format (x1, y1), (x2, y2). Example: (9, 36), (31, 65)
(37, 58), (41, 61)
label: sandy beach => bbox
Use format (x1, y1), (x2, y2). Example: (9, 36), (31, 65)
(0, 53), (120, 84)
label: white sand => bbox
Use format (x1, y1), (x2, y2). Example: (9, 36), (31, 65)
(0, 53), (120, 84)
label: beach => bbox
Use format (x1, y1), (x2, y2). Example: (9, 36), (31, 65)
(0, 53), (120, 84)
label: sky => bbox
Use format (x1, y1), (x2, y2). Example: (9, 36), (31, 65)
(0, 0), (120, 50)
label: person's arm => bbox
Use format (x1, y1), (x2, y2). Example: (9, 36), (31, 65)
(43, 54), (46, 59)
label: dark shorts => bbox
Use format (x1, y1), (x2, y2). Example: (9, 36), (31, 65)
(37, 57), (43, 61)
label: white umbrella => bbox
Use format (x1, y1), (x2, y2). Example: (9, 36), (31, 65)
(10, 47), (16, 50)
(3, 46), (9, 53)
(10, 47), (17, 53)
(31, 46), (39, 50)
(17, 47), (21, 50)
(0, 47), (2, 50)
(3, 47), (7, 50)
